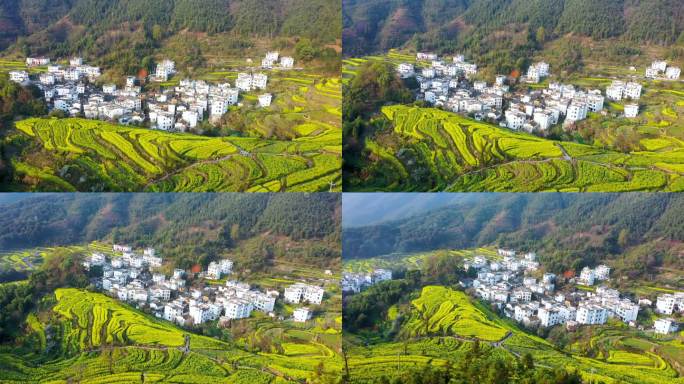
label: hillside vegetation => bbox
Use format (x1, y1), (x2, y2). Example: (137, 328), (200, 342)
(344, 284), (683, 384)
(0, 193), (341, 271)
(343, 0), (684, 56)
(4, 115), (340, 192)
(347, 105), (684, 192)
(0, 288), (340, 383)
(342, 193), (684, 280)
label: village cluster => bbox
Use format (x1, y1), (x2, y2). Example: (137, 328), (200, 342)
(461, 249), (680, 335)
(9, 52), (295, 132)
(82, 244), (325, 327)
(644, 59), (681, 80)
(346, 248), (681, 336)
(396, 52), (663, 133)
(341, 268), (393, 293)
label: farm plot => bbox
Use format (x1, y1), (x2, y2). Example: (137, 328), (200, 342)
(12, 117), (340, 192)
(0, 288), (340, 383)
(402, 286), (508, 341)
(351, 105), (684, 192)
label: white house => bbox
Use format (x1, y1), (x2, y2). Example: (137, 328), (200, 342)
(235, 73), (252, 91)
(578, 267), (595, 285)
(606, 82), (624, 101)
(624, 104), (639, 118)
(155, 59), (176, 81)
(280, 56), (294, 69)
(207, 261), (222, 280)
(538, 307), (564, 327)
(372, 269), (392, 283)
(397, 63), (415, 78)
(505, 110), (526, 130)
(252, 73), (268, 89)
(156, 112), (175, 131)
(258, 93), (272, 107)
(576, 304), (607, 325)
(224, 299), (253, 320)
(654, 318), (678, 334)
(656, 294), (678, 315)
(666, 66), (681, 80)
(612, 300), (639, 323)
(594, 265), (611, 280)
(113, 244), (132, 252)
(9, 71), (29, 83)
(210, 98), (229, 118)
(293, 307), (312, 322)
(26, 57), (50, 66)
(624, 82), (642, 99)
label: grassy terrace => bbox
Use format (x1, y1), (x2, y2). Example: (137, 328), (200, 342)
(352, 105), (684, 192)
(345, 284), (684, 384)
(11, 115), (339, 192)
(0, 288), (341, 383)
(0, 242), (112, 272)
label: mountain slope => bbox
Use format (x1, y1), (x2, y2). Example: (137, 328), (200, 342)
(2, 0), (340, 52)
(342, 193), (684, 277)
(343, 0), (684, 56)
(0, 193), (341, 269)
(0, 288), (335, 383)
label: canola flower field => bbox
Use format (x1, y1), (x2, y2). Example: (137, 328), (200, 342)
(0, 289), (341, 383)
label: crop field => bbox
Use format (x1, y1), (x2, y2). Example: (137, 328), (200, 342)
(402, 286), (508, 341)
(11, 117), (340, 192)
(345, 283), (684, 384)
(0, 242), (111, 272)
(348, 105), (684, 192)
(0, 289), (341, 383)
(343, 248), (499, 273)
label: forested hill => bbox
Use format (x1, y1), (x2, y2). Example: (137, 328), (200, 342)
(342, 193), (684, 276)
(0, 0), (341, 55)
(343, 0), (684, 56)
(0, 193), (341, 267)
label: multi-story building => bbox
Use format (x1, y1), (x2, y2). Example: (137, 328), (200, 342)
(576, 304), (608, 325)
(293, 307), (312, 322)
(654, 318), (678, 334)
(224, 299), (253, 319)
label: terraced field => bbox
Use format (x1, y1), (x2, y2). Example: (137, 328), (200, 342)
(344, 284), (684, 383)
(0, 242), (111, 272)
(0, 289), (341, 383)
(402, 286), (508, 341)
(350, 105), (684, 192)
(12, 117), (340, 192)
(343, 248), (499, 273)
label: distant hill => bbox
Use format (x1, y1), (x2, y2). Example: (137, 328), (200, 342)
(0, 0), (341, 72)
(342, 192), (481, 227)
(342, 193), (684, 278)
(343, 0), (684, 56)
(0, 193), (341, 268)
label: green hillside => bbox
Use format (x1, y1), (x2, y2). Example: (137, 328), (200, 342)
(402, 286), (508, 341)
(344, 284), (684, 384)
(346, 105), (684, 192)
(343, 0), (684, 56)
(0, 288), (340, 383)
(7, 115), (339, 192)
